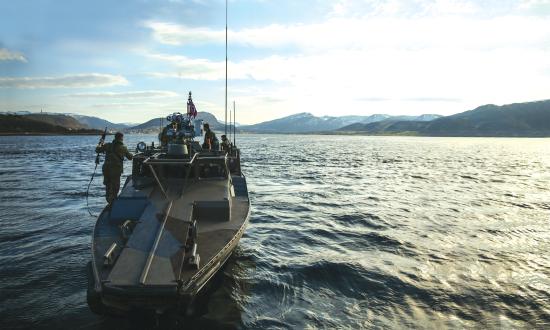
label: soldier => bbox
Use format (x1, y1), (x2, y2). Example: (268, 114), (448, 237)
(95, 132), (133, 205)
(220, 134), (231, 152)
(159, 125), (170, 146)
(159, 121), (181, 147)
(202, 123), (219, 150)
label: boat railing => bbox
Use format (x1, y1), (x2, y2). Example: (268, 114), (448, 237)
(142, 152), (199, 166)
(143, 152), (231, 199)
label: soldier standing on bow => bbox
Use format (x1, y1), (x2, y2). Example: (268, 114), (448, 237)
(95, 132), (133, 205)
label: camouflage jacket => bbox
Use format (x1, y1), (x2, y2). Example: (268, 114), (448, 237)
(96, 140), (133, 172)
(221, 140), (231, 151)
(203, 130), (217, 144)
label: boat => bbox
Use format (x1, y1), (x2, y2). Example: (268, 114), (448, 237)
(86, 93), (249, 315)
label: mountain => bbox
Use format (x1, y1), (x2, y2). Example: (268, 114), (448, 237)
(0, 111), (32, 115)
(239, 112), (359, 133)
(390, 114), (442, 122)
(0, 112), (130, 132)
(21, 113), (88, 130)
(71, 115), (131, 131)
(338, 100), (550, 137)
(128, 117), (164, 132)
(0, 114), (101, 135)
(423, 100), (550, 136)
(240, 112), (441, 133)
(339, 120), (430, 135)
(127, 112), (229, 133)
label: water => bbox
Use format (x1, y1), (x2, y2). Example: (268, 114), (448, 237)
(0, 135), (549, 329)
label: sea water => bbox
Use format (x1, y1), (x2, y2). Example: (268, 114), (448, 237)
(0, 135), (549, 329)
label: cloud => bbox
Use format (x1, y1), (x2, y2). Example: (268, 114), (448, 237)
(401, 97), (462, 102)
(145, 53), (305, 81)
(330, 0), (480, 17)
(357, 96), (461, 102)
(145, 21), (223, 46)
(147, 45), (550, 122)
(519, 0), (550, 9)
(90, 102), (158, 108)
(145, 15), (550, 52)
(135, 2), (550, 122)
(356, 97), (392, 102)
(0, 74), (128, 89)
(0, 48), (27, 62)
(65, 90), (179, 99)
(145, 53), (224, 80)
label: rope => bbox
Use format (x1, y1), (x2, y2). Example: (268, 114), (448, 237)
(87, 128), (107, 218)
(86, 161), (99, 217)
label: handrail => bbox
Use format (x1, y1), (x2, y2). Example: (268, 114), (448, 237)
(142, 152), (228, 165)
(148, 164), (167, 198)
(195, 156), (227, 160)
(143, 152), (231, 200)
(139, 201), (173, 285)
(143, 152), (199, 166)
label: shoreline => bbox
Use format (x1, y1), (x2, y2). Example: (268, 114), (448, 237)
(236, 131), (550, 138)
(1, 131), (549, 138)
(0, 132), (103, 136)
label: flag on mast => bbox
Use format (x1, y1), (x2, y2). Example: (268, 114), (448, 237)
(187, 91), (198, 118)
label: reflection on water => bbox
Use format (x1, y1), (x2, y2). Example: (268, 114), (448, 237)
(0, 135), (549, 329)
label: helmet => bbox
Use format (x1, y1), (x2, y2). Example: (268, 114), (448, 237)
(115, 132), (124, 140)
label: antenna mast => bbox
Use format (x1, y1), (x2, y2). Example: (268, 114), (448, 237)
(233, 101), (236, 146)
(224, 0), (228, 136)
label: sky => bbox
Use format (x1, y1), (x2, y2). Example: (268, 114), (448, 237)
(0, 0), (550, 125)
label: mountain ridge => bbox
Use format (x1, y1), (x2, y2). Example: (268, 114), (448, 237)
(0, 114), (102, 135)
(239, 113), (441, 133)
(3, 99), (549, 136)
(337, 100), (550, 137)
(126, 112), (227, 133)
(70, 114), (131, 131)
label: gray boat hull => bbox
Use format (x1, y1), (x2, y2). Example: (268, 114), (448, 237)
(88, 150), (249, 315)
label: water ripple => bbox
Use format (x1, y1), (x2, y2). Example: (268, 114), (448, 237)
(0, 135), (549, 329)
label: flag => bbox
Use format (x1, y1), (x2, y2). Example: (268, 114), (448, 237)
(187, 95), (198, 118)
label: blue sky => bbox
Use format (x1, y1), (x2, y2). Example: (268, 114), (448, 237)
(1, 0), (550, 124)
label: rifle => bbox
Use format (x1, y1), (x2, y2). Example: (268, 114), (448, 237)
(87, 127), (107, 217)
(95, 127), (108, 165)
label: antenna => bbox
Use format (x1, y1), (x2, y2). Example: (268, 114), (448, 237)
(224, 0), (228, 136)
(233, 101), (236, 146)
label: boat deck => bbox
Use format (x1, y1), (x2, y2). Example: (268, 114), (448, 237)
(92, 174), (249, 294)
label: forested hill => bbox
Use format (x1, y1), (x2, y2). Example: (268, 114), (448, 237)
(23, 113), (88, 129)
(0, 114), (101, 135)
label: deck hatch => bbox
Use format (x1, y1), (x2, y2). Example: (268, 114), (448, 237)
(109, 197), (149, 224)
(193, 200), (230, 222)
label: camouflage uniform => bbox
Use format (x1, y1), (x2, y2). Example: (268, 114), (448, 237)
(159, 123), (180, 146)
(96, 138), (133, 204)
(220, 135), (231, 152)
(159, 126), (169, 146)
(203, 129), (218, 150)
